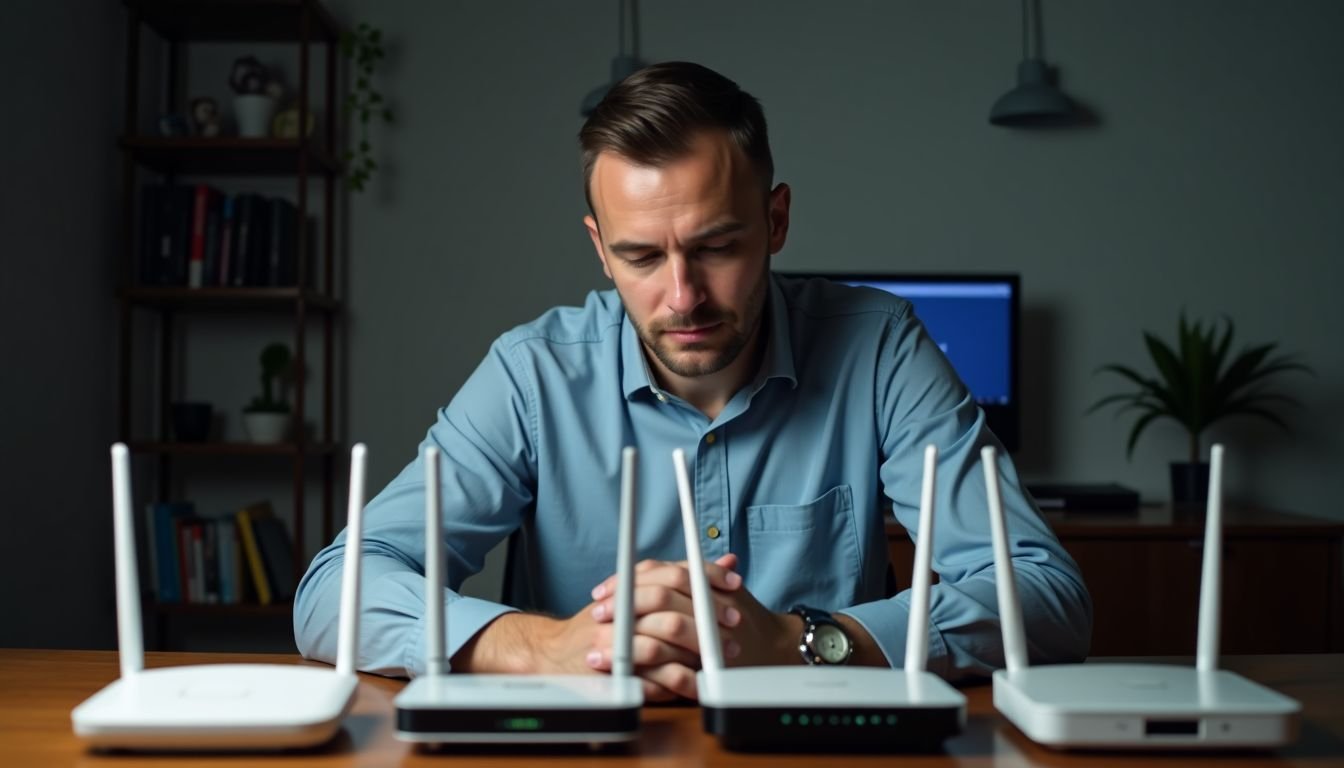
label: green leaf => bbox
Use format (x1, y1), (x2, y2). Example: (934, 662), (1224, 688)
(1124, 409), (1166, 459)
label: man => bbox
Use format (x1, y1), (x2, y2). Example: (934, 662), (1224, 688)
(294, 62), (1091, 701)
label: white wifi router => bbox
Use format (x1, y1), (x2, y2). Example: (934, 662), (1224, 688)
(986, 443), (1301, 749)
(70, 442), (369, 750)
(393, 445), (643, 744)
(675, 445), (965, 752)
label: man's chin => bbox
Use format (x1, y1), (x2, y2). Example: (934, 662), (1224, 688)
(656, 346), (733, 378)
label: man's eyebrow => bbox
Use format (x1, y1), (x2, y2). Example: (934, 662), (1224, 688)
(606, 221), (747, 255)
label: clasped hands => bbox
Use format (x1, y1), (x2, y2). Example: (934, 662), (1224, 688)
(575, 553), (797, 701)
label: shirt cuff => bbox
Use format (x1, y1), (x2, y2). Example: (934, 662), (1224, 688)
(403, 595), (518, 678)
(838, 596), (949, 677)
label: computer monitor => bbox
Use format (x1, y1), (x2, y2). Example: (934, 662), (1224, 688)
(786, 273), (1020, 452)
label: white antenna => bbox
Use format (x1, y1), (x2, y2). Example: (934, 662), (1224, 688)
(612, 447), (637, 678)
(336, 443), (367, 677)
(904, 445), (938, 671)
(983, 445), (1028, 675)
(111, 443), (144, 679)
(424, 446), (448, 677)
(672, 449), (724, 689)
(1196, 443), (1225, 672)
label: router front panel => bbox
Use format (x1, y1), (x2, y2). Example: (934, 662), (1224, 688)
(695, 668), (965, 751)
(995, 671), (1299, 748)
(993, 666), (1301, 749)
(395, 674), (643, 709)
(394, 676), (641, 743)
(703, 704), (962, 751)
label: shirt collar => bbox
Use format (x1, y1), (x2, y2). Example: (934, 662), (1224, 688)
(620, 273), (798, 401)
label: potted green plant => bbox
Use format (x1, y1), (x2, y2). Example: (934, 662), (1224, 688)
(1088, 313), (1312, 504)
(241, 342), (293, 443)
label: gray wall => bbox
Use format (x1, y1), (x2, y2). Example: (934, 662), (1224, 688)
(2, 0), (1340, 649)
(1, 1), (122, 647)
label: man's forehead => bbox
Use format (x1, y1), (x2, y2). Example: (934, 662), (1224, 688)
(589, 133), (757, 224)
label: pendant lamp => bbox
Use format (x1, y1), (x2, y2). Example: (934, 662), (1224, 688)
(581, 0), (644, 116)
(989, 0), (1076, 127)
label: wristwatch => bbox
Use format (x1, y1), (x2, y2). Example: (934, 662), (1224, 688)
(790, 605), (853, 665)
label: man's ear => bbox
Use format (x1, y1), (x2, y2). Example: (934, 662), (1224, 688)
(584, 214), (613, 280)
(766, 183), (792, 255)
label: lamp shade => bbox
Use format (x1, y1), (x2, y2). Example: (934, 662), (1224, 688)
(989, 59), (1074, 126)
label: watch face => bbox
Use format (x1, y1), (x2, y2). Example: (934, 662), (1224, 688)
(812, 623), (851, 664)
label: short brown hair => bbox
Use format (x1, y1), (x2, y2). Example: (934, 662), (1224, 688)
(578, 61), (774, 215)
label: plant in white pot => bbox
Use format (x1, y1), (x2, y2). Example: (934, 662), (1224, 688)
(242, 342), (293, 444)
(1088, 313), (1313, 504)
(230, 55), (282, 138)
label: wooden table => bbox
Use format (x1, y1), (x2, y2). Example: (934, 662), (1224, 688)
(1, 650), (1341, 766)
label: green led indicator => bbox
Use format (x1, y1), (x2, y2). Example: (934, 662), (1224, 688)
(828, 715), (839, 726)
(886, 714), (898, 726)
(780, 713), (792, 726)
(855, 715), (866, 726)
(798, 715), (809, 726)
(499, 717), (542, 731)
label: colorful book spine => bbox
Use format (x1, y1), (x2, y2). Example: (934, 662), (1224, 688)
(236, 505), (273, 605)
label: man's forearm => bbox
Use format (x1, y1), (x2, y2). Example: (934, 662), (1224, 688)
(452, 613), (563, 673)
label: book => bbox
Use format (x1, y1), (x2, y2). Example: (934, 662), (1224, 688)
(187, 185), (209, 288)
(150, 502), (194, 603)
(203, 520), (219, 604)
(167, 185), (194, 286)
(200, 190), (224, 287)
(216, 518), (234, 604)
(252, 516), (297, 602)
(217, 195), (235, 287)
(236, 501), (274, 605)
(138, 185), (164, 286)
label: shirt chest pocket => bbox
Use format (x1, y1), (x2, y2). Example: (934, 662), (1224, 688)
(744, 485), (861, 611)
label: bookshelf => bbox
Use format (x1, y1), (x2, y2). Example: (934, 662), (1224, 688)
(117, 0), (344, 648)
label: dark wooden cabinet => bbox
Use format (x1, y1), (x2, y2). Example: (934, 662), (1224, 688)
(886, 506), (1344, 656)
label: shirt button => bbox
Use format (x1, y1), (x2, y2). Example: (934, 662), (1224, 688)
(706, 525), (721, 539)
(655, 393), (666, 403)
(704, 432), (717, 445)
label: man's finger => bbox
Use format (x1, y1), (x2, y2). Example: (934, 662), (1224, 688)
(590, 555), (742, 600)
(589, 586), (742, 627)
(637, 662), (699, 701)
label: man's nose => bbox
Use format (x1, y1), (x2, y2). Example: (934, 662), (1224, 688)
(665, 255), (705, 317)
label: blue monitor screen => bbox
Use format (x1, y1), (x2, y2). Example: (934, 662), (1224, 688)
(786, 273), (1021, 451)
(841, 280), (1012, 406)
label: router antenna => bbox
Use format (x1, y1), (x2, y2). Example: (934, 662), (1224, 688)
(1196, 443), (1225, 673)
(424, 446), (448, 677)
(336, 443), (368, 677)
(672, 449), (725, 689)
(612, 447), (637, 679)
(111, 444), (143, 679)
(904, 445), (938, 671)
(983, 446), (1028, 675)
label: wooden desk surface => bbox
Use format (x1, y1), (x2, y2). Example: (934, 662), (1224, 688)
(2, 650), (1341, 766)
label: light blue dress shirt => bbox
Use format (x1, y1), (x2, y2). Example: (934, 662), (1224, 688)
(294, 274), (1092, 680)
